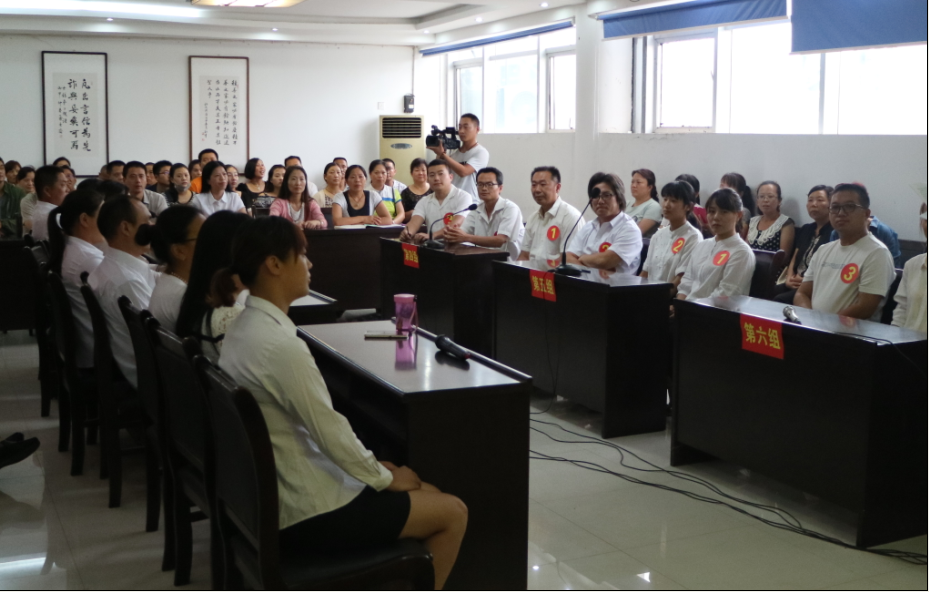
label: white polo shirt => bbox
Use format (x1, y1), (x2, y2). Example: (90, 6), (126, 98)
(460, 198), (525, 259)
(522, 198), (585, 266)
(679, 234), (756, 301)
(30, 200), (59, 241)
(567, 212), (643, 275)
(191, 192), (245, 216)
(803, 233), (895, 321)
(642, 222), (704, 283)
(448, 144), (489, 202)
(148, 273), (187, 333)
(88, 245), (160, 388)
(411, 185), (474, 232)
(61, 236), (105, 369)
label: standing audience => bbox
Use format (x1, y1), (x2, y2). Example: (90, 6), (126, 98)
(148, 206), (206, 332)
(427, 114), (488, 203)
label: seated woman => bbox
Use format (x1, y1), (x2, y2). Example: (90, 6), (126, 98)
(225, 164), (242, 195)
(719, 172), (756, 238)
(892, 203), (927, 333)
(191, 161), (247, 216)
(331, 165), (392, 226)
(17, 167), (38, 233)
(147, 206), (206, 332)
(264, 164), (285, 199)
(566, 172), (643, 274)
(640, 181), (704, 296)
(677, 189), (756, 302)
(164, 163), (195, 206)
(236, 158), (266, 211)
(400, 158), (433, 224)
(368, 159), (405, 225)
(175, 211), (251, 360)
(747, 181), (795, 252)
(216, 216), (467, 590)
(188, 159), (202, 183)
(776, 185), (834, 304)
(270, 166), (327, 230)
(626, 169), (662, 238)
(312, 163), (343, 208)
(675, 174), (709, 236)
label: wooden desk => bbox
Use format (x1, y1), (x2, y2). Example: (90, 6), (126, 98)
(287, 291), (343, 326)
(493, 260), (673, 438)
(0, 240), (35, 332)
(303, 227), (403, 311)
(380, 239), (509, 357)
(298, 321), (531, 591)
(672, 296), (927, 547)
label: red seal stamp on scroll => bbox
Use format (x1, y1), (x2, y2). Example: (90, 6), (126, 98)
(547, 226), (560, 242)
(841, 263), (859, 284)
(671, 238), (686, 254)
(713, 251), (731, 267)
(599, 243), (612, 253)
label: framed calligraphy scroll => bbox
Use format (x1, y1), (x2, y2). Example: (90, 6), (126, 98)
(41, 52), (109, 177)
(189, 56), (249, 167)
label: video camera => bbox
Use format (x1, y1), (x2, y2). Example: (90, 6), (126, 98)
(425, 125), (461, 152)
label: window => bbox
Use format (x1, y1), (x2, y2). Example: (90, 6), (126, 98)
(548, 53), (576, 130)
(657, 36), (716, 129)
(488, 53), (538, 133)
(456, 66), (483, 123)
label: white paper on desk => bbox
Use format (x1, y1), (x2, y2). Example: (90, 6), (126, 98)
(365, 224), (406, 229)
(336, 224), (367, 229)
(460, 242), (477, 247)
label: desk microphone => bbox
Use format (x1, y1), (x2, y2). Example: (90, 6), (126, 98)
(783, 306), (801, 324)
(424, 204), (478, 250)
(553, 189), (594, 277)
(435, 335), (471, 360)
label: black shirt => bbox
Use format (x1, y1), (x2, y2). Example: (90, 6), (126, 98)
(793, 221), (834, 277)
(400, 187), (433, 213)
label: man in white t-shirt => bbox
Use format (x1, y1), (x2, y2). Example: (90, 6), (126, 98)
(518, 166), (584, 267)
(400, 160), (474, 245)
(795, 183), (895, 321)
(30, 166), (69, 241)
(445, 167), (524, 259)
(427, 114), (489, 204)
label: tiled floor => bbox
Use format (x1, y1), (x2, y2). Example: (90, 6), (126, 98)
(1, 330), (926, 590)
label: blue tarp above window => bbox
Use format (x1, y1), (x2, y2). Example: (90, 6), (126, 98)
(420, 21), (573, 56)
(792, 0), (927, 53)
(600, 0), (787, 39)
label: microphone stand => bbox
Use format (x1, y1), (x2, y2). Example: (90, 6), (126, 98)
(424, 203), (478, 250)
(553, 200), (592, 277)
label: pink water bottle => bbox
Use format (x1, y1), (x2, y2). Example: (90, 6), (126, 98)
(395, 294), (418, 333)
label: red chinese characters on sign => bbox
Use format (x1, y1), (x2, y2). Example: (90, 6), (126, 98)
(841, 263), (860, 284)
(401, 243), (420, 268)
(740, 314), (784, 360)
(599, 242), (612, 253)
(547, 226), (561, 242)
(530, 270), (557, 302)
(713, 251), (731, 267)
(671, 238), (686, 254)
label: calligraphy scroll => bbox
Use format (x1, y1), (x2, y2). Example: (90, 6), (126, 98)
(189, 56), (249, 167)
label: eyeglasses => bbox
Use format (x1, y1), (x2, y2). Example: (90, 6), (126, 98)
(829, 203), (866, 215)
(591, 192), (616, 202)
(476, 182), (499, 189)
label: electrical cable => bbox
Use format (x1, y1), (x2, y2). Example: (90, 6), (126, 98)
(529, 421), (928, 566)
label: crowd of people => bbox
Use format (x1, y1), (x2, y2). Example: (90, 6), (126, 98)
(0, 112), (926, 589)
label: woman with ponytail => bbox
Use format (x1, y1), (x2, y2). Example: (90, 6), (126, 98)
(147, 206), (206, 332)
(51, 189), (106, 370)
(627, 169), (662, 238)
(218, 216), (467, 591)
(720, 172), (757, 237)
(175, 210), (251, 360)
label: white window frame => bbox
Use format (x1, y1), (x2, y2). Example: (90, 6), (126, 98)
(652, 30), (719, 133)
(450, 56), (483, 125)
(545, 46), (577, 132)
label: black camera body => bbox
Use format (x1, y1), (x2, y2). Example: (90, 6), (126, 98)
(425, 125), (462, 152)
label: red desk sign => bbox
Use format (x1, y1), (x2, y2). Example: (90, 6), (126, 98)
(401, 243), (420, 268)
(530, 270), (557, 302)
(740, 314), (784, 360)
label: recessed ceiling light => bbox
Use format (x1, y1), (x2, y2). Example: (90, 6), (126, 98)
(106, 17), (114, 21)
(272, 27), (278, 31)
(540, 2), (548, 6)
(423, 30), (430, 33)
(475, 16), (483, 22)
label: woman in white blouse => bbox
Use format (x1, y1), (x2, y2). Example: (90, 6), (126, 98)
(640, 181), (703, 296)
(216, 216), (467, 590)
(746, 181), (795, 253)
(191, 161), (247, 216)
(147, 206), (206, 332)
(331, 165), (392, 227)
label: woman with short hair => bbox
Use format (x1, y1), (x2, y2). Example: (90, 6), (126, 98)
(399, 158), (433, 224)
(191, 161), (247, 215)
(368, 159), (405, 224)
(746, 181), (795, 253)
(165, 163), (195, 206)
(566, 172), (643, 274)
(626, 169), (662, 238)
(236, 158), (267, 211)
(331, 165), (392, 227)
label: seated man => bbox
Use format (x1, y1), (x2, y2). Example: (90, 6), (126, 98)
(31, 166), (70, 241)
(400, 160), (474, 245)
(88, 196), (160, 388)
(829, 211), (902, 268)
(124, 161), (168, 217)
(0, 157), (26, 238)
(518, 166), (583, 267)
(795, 184), (895, 321)
(444, 167), (524, 259)
(566, 172), (642, 274)
(891, 204), (927, 333)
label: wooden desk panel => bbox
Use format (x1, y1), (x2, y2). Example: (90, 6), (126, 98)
(287, 291), (343, 326)
(0, 240), (35, 332)
(303, 227), (403, 311)
(298, 321), (531, 591)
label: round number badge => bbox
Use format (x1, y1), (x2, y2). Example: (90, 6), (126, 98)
(713, 251), (731, 267)
(671, 238), (686, 254)
(547, 226), (561, 242)
(599, 243), (612, 253)
(841, 263), (860, 284)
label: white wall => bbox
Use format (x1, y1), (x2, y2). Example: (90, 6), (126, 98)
(0, 35), (414, 187)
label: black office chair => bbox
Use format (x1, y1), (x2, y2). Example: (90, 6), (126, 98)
(80, 274), (145, 508)
(880, 268), (905, 325)
(197, 359), (435, 591)
(149, 326), (217, 587)
(46, 271), (99, 476)
(118, 297), (175, 572)
(750, 249), (788, 301)
(24, 245), (58, 420)
(637, 238), (650, 275)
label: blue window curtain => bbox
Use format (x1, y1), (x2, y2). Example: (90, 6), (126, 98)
(792, 0), (927, 54)
(421, 21), (574, 56)
(600, 0), (787, 39)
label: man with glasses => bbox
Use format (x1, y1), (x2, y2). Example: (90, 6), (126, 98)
(428, 114), (489, 204)
(149, 160), (173, 194)
(518, 166), (584, 267)
(566, 172), (642, 274)
(795, 183), (895, 321)
(444, 167), (524, 259)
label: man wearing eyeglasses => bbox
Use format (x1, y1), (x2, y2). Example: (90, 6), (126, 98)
(794, 183), (895, 321)
(444, 167), (524, 259)
(566, 172), (642, 275)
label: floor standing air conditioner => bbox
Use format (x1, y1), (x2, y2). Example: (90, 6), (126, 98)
(380, 115), (425, 187)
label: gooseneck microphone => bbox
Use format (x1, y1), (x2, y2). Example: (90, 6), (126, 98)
(783, 306), (801, 324)
(435, 335), (471, 360)
(553, 188), (595, 277)
(424, 203), (478, 250)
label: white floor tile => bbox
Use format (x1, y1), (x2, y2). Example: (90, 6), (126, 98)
(528, 504), (618, 564)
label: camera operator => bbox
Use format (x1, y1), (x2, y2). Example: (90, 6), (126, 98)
(427, 113), (488, 204)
